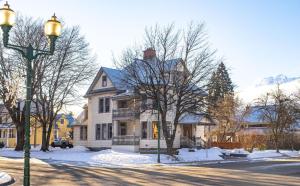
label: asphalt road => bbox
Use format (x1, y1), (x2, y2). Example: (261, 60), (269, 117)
(0, 157), (300, 186)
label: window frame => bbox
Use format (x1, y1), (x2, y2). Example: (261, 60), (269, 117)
(95, 124), (101, 140)
(102, 75), (107, 87)
(141, 122), (147, 139)
(80, 126), (87, 141)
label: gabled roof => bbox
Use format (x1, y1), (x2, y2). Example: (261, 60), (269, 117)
(85, 67), (126, 97)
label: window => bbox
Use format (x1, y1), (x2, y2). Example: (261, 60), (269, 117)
(152, 99), (158, 110)
(102, 75), (107, 87)
(80, 126), (87, 140)
(152, 121), (158, 139)
(54, 129), (58, 139)
(141, 122), (147, 139)
(99, 99), (104, 113)
(2, 130), (6, 138)
(141, 94), (147, 110)
(60, 119), (64, 125)
(0, 117), (2, 124)
(0, 129), (2, 138)
(95, 124), (101, 140)
(118, 100), (128, 108)
(8, 129), (15, 138)
(105, 98), (110, 112)
(102, 124), (107, 140)
(119, 122), (126, 136)
(99, 98), (110, 113)
(108, 123), (112, 139)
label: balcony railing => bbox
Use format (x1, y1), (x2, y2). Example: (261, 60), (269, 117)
(112, 135), (140, 145)
(112, 108), (140, 120)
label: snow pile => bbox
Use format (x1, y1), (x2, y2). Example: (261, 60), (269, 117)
(0, 172), (12, 185)
(248, 150), (282, 159)
(280, 150), (300, 157)
(176, 148), (223, 162)
(228, 148), (250, 155)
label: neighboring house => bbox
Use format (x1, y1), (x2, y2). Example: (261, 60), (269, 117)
(53, 113), (75, 140)
(78, 48), (214, 152)
(73, 104), (88, 146)
(0, 103), (75, 148)
(0, 104), (16, 147)
(237, 106), (300, 138)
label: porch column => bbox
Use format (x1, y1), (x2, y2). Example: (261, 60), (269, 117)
(113, 121), (118, 137)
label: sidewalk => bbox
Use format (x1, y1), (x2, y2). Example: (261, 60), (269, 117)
(0, 172), (14, 186)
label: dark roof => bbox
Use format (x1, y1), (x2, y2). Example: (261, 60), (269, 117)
(102, 67), (125, 89)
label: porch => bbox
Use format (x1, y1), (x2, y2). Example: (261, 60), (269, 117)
(0, 124), (16, 148)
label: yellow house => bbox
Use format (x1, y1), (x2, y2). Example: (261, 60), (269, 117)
(0, 105), (74, 148)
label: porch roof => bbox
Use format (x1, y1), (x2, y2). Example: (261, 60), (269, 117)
(179, 114), (214, 125)
(112, 90), (139, 100)
(0, 123), (15, 129)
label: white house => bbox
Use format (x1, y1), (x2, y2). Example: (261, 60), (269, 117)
(73, 48), (214, 152)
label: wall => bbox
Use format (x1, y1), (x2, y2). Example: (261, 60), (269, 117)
(73, 125), (88, 146)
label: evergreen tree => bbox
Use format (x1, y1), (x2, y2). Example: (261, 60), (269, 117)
(208, 62), (234, 109)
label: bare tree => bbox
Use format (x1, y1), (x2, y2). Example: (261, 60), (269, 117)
(256, 85), (299, 152)
(115, 23), (216, 155)
(34, 25), (96, 151)
(210, 95), (249, 143)
(0, 16), (95, 151)
(0, 16), (47, 151)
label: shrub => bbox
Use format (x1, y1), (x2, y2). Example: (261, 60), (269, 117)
(239, 134), (268, 152)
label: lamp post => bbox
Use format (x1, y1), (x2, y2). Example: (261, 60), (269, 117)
(0, 2), (62, 186)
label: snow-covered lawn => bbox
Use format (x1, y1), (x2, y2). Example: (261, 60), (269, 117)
(0, 146), (224, 167)
(1, 146), (299, 167)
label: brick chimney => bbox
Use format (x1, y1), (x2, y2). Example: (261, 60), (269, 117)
(143, 48), (156, 60)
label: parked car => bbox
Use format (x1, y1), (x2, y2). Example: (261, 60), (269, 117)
(51, 138), (73, 149)
(0, 141), (4, 148)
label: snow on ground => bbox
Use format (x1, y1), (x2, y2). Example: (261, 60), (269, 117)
(177, 148), (223, 162)
(0, 172), (12, 185)
(1, 146), (299, 167)
(0, 146), (224, 167)
(247, 150), (300, 159)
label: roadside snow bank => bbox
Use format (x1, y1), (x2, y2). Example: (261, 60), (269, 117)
(177, 148), (223, 162)
(0, 172), (12, 185)
(247, 150), (300, 159)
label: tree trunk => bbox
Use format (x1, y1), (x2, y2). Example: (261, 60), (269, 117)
(41, 124), (48, 151)
(45, 120), (54, 150)
(15, 124), (25, 151)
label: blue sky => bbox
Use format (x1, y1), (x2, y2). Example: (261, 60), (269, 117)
(7, 0), (300, 90)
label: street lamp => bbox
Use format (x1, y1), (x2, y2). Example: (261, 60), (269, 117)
(0, 2), (61, 186)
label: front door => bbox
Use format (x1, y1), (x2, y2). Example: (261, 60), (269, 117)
(183, 125), (193, 139)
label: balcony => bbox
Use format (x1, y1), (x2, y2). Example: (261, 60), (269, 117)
(112, 108), (140, 120)
(112, 135), (140, 145)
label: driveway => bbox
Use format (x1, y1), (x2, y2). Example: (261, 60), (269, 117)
(0, 157), (300, 186)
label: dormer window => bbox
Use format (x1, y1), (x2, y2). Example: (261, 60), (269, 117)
(102, 75), (107, 87)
